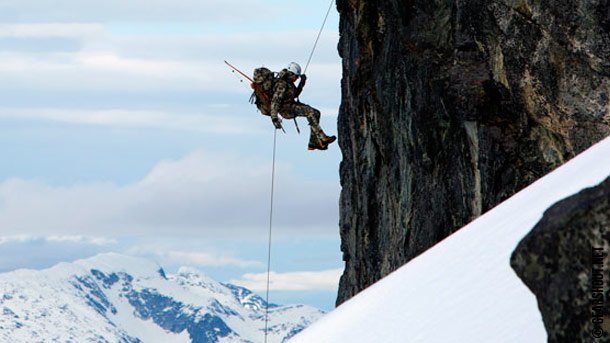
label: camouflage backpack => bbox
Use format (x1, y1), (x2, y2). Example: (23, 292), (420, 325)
(249, 67), (276, 116)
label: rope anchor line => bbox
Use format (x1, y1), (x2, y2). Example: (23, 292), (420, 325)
(263, 1), (334, 342)
(304, 0), (335, 75)
(263, 129), (277, 342)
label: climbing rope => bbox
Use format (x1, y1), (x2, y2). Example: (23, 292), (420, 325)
(264, 129), (277, 343)
(263, 1), (334, 341)
(304, 0), (335, 75)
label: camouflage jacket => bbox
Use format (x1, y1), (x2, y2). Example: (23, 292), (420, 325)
(270, 69), (304, 118)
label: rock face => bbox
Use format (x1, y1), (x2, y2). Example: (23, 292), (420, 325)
(336, 0), (610, 304)
(511, 176), (610, 342)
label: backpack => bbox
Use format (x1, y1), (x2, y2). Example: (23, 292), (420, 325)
(249, 67), (277, 116)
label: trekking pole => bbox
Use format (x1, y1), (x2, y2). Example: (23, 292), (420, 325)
(224, 60), (254, 83)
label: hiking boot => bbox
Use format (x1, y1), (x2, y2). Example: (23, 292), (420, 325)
(308, 135), (336, 151)
(308, 142), (328, 151)
(321, 135), (336, 146)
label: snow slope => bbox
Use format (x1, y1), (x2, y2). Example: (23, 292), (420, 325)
(0, 253), (323, 343)
(291, 136), (610, 343)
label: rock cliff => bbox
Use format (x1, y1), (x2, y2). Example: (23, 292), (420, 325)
(511, 176), (610, 342)
(336, 0), (610, 304)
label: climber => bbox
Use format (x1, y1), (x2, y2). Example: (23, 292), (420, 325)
(268, 62), (336, 151)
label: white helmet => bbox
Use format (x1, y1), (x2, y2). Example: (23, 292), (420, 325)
(286, 62), (302, 76)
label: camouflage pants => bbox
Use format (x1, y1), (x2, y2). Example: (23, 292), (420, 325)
(279, 102), (329, 145)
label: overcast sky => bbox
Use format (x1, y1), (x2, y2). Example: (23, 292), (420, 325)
(0, 0), (342, 311)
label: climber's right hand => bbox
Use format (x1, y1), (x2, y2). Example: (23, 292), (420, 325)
(271, 116), (283, 129)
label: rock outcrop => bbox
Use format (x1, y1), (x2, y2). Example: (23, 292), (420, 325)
(336, 0), (610, 304)
(511, 176), (610, 342)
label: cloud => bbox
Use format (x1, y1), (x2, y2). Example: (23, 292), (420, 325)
(164, 251), (262, 268)
(229, 268), (342, 291)
(147, 250), (263, 268)
(0, 42), (340, 95)
(0, 108), (256, 134)
(0, 235), (262, 272)
(0, 21), (341, 124)
(0, 23), (102, 54)
(0, 22), (340, 65)
(110, 30), (341, 64)
(0, 150), (339, 237)
(0, 20), (341, 99)
(0, 23), (104, 37)
(121, 241), (264, 268)
(0, 52), (232, 93)
(0, 235), (117, 272)
(0, 235), (116, 246)
(0, 0), (277, 23)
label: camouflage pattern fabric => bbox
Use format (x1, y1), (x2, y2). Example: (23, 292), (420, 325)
(271, 69), (328, 144)
(279, 102), (327, 145)
(251, 67), (275, 116)
(270, 69), (300, 117)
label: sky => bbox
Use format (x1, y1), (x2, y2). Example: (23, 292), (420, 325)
(0, 0), (343, 311)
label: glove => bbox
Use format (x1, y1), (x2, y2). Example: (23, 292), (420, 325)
(271, 116), (283, 129)
(300, 74), (307, 84)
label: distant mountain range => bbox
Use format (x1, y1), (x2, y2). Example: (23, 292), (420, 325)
(0, 253), (323, 342)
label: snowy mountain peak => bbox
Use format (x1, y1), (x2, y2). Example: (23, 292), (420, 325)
(175, 266), (224, 290)
(0, 253), (323, 343)
(73, 252), (166, 279)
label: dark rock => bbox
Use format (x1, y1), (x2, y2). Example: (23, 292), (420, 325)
(127, 288), (235, 343)
(336, 0), (610, 304)
(187, 314), (234, 343)
(222, 283), (278, 311)
(511, 176), (610, 342)
(158, 268), (168, 280)
(282, 325), (307, 342)
(71, 275), (117, 316)
(90, 269), (119, 288)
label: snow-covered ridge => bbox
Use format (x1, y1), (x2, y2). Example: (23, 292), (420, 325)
(0, 253), (323, 343)
(291, 135), (610, 342)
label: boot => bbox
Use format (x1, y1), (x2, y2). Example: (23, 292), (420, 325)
(308, 143), (328, 151)
(321, 135), (336, 146)
(307, 133), (328, 151)
(316, 130), (336, 149)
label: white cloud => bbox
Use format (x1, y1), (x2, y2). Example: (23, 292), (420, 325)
(230, 268), (342, 291)
(0, 22), (341, 126)
(0, 235), (41, 244)
(0, 52), (232, 92)
(122, 242), (264, 268)
(0, 22), (341, 97)
(0, 235), (118, 272)
(0, 108), (256, 134)
(0, 150), (339, 237)
(0, 23), (104, 38)
(0, 0), (277, 23)
(109, 30), (341, 64)
(0, 50), (340, 96)
(47, 235), (117, 245)
(160, 251), (262, 268)
(164, 251), (261, 268)
(0, 235), (116, 246)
